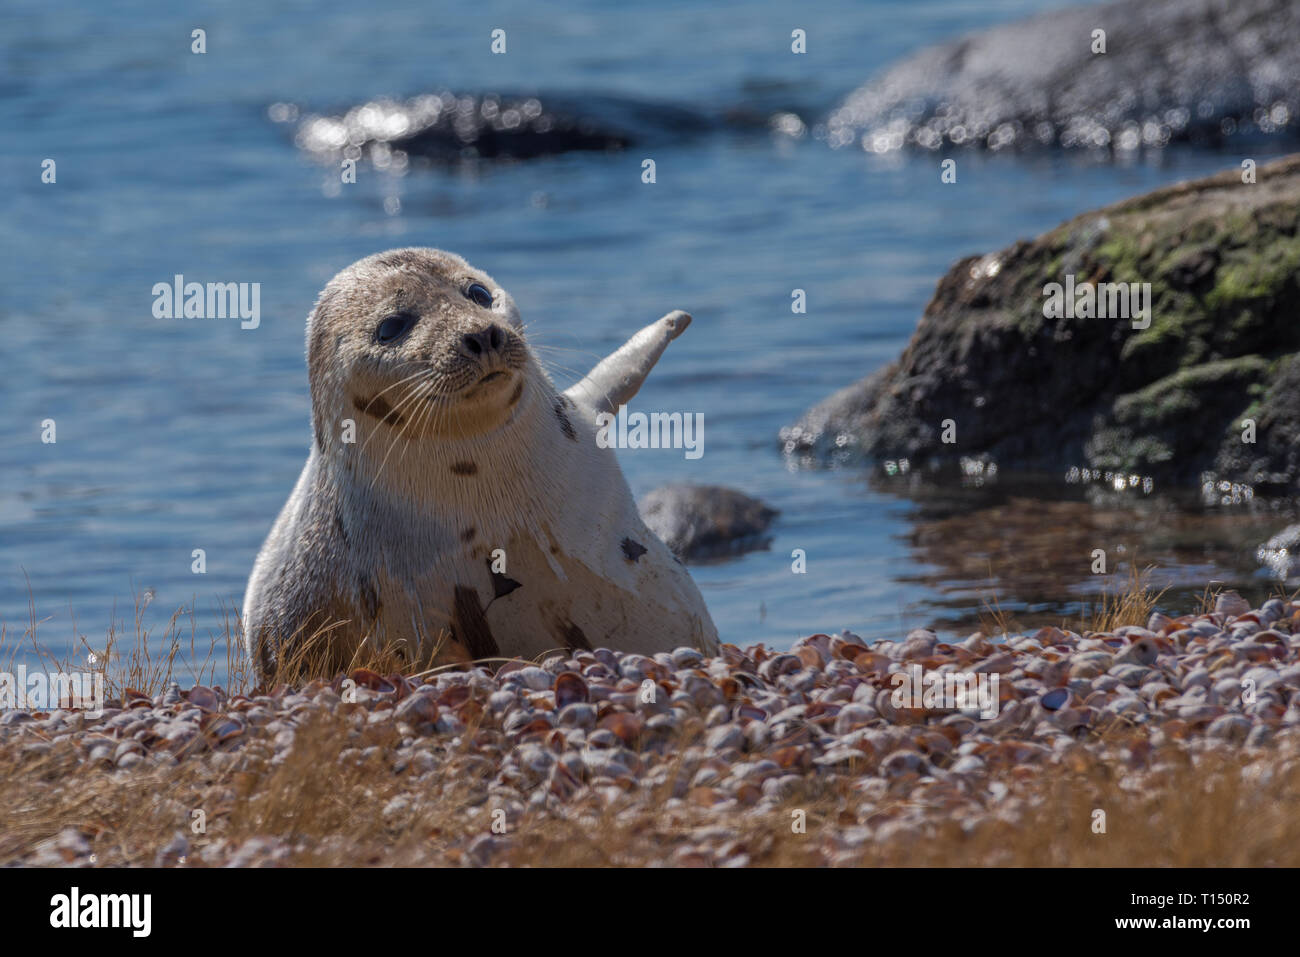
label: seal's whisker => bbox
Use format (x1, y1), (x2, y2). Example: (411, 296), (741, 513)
(357, 365), (435, 414)
(367, 376), (438, 483)
(356, 373), (437, 458)
(395, 379), (441, 468)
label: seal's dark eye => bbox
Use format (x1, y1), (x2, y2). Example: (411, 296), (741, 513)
(375, 312), (417, 344)
(466, 283), (494, 308)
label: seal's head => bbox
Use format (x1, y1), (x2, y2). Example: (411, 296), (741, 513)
(307, 248), (533, 450)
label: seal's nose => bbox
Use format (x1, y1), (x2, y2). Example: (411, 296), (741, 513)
(460, 324), (505, 357)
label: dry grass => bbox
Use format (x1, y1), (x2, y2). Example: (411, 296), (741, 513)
(2, 588), (249, 702)
(3, 710), (1297, 866)
(1080, 562), (1168, 635)
(1, 586), (441, 703)
(977, 559), (1167, 640)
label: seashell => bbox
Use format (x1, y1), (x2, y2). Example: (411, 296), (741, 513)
(804, 700), (841, 724)
(766, 745), (809, 770)
(833, 703), (877, 734)
(835, 642), (868, 663)
(504, 666), (552, 691)
(1053, 706), (1095, 735)
(1113, 637), (1161, 667)
(686, 786), (728, 807)
(852, 652), (891, 677)
(698, 675), (730, 701)
(1178, 703), (1225, 724)
(504, 710), (553, 738)
(494, 659), (530, 679)
(456, 697), (484, 725)
(793, 632), (833, 662)
(437, 684), (471, 708)
(1258, 598), (1288, 622)
(757, 654), (801, 681)
(874, 687), (903, 723)
(1252, 629), (1289, 647)
(893, 630), (938, 661)
(1147, 686), (1178, 707)
(705, 722), (746, 753)
(1029, 626), (1067, 645)
(958, 632), (995, 655)
(1206, 714), (1252, 743)
(185, 685), (220, 711)
(911, 730), (953, 759)
(385, 674), (415, 700)
(203, 715), (245, 745)
(553, 671), (589, 708)
(716, 644), (750, 669)
(599, 711), (643, 747)
(814, 746), (867, 769)
(1109, 664), (1152, 687)
(557, 702), (597, 730)
(880, 748), (927, 778)
(1244, 724), (1273, 747)
(1274, 664), (1300, 689)
(1214, 590), (1251, 619)
(969, 652), (1016, 674)
(795, 645), (824, 670)
(670, 646), (704, 669)
(348, 668), (394, 694)
(1147, 612), (1176, 634)
(1206, 652), (1236, 674)
(1039, 688), (1070, 711)
(393, 693), (439, 729)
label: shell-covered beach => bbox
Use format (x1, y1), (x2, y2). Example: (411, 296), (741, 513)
(6, 590), (1299, 867)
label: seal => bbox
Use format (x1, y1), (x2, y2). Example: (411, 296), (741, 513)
(242, 248), (719, 678)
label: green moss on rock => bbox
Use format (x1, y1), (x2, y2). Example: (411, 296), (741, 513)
(784, 155), (1300, 492)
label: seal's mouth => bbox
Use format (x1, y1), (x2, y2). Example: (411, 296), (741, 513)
(460, 366), (518, 400)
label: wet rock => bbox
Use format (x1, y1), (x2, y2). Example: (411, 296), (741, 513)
(782, 154), (1300, 494)
(638, 484), (778, 562)
(285, 91), (711, 166)
(826, 0), (1300, 155)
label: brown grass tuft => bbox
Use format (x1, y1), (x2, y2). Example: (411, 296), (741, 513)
(1080, 561), (1167, 634)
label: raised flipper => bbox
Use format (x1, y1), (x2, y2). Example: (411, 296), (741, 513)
(563, 310), (691, 415)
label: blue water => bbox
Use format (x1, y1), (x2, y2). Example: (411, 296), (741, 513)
(3, 0), (1297, 677)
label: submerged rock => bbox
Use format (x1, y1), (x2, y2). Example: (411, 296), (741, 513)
(826, 0), (1300, 154)
(783, 154), (1300, 493)
(281, 91), (711, 165)
(639, 484), (777, 562)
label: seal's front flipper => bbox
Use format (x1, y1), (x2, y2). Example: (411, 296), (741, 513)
(564, 310), (691, 415)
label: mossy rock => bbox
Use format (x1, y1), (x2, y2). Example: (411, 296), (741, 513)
(782, 155), (1300, 493)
